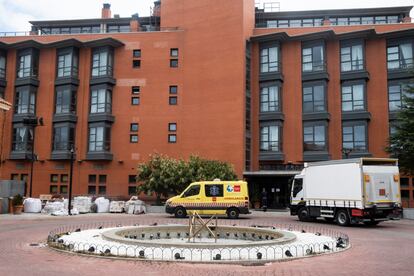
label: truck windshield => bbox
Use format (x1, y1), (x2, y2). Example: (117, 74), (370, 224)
(182, 185), (200, 197)
(292, 179), (303, 197)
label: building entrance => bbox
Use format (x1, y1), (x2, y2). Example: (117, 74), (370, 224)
(244, 174), (295, 209)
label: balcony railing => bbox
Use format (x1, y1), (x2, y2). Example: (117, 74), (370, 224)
(387, 58), (414, 71)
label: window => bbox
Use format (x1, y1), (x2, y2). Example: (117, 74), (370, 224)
(303, 83), (326, 113)
(91, 47), (113, 77)
(342, 123), (367, 152)
(169, 85), (177, 94)
(107, 24), (130, 33)
(341, 83), (365, 112)
(87, 174), (107, 195)
(400, 177), (409, 187)
(128, 186), (136, 195)
(260, 84), (280, 112)
(132, 86), (140, 94)
(302, 43), (324, 72)
(205, 184), (224, 197)
(90, 87), (111, 113)
(0, 52), (6, 79)
(260, 125), (280, 152)
(14, 86), (36, 114)
(130, 134), (138, 143)
(341, 43), (364, 72)
(133, 49), (141, 58)
(61, 174), (68, 183)
(168, 134), (177, 143)
(292, 178), (303, 197)
(388, 83), (410, 112)
(11, 174), (19, 180)
(57, 47), (78, 78)
(387, 42), (413, 70)
(401, 190), (409, 199)
(168, 123), (177, 132)
(170, 59), (178, 68)
(131, 97), (140, 105)
(50, 174), (59, 182)
(130, 123), (139, 132)
(169, 96), (177, 105)
(260, 46), (278, 73)
(12, 126), (33, 151)
(88, 174), (97, 183)
(60, 185), (68, 194)
(52, 124), (75, 151)
(170, 48), (179, 57)
(303, 123), (327, 151)
(128, 175), (137, 195)
(17, 49), (38, 78)
(55, 86), (76, 114)
(99, 175), (106, 184)
(88, 126), (111, 152)
(183, 185), (200, 197)
(50, 185), (58, 194)
(88, 185), (96, 195)
(132, 60), (141, 68)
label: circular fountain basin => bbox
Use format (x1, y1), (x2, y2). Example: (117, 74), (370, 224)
(102, 225), (296, 248)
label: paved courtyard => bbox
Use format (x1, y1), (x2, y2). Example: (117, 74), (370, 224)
(1, 211), (413, 276)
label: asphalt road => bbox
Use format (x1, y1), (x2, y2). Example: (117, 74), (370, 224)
(0, 211), (413, 276)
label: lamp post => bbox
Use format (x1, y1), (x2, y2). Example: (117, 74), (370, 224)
(68, 144), (75, 215)
(22, 117), (43, 197)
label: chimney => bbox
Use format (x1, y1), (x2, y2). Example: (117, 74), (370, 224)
(102, 3), (111, 19)
(153, 1), (161, 17)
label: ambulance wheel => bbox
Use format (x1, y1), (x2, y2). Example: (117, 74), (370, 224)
(227, 208), (240, 219)
(335, 210), (350, 226)
(174, 207), (187, 218)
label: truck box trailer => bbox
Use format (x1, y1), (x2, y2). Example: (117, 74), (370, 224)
(289, 158), (402, 226)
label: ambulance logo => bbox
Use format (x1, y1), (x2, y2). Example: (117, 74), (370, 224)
(226, 185), (234, 192)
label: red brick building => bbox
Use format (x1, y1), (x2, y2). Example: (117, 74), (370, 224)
(0, 0), (413, 207)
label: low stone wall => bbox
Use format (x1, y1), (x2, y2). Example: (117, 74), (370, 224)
(403, 208), (414, 220)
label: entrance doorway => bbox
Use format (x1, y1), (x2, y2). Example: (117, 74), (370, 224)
(244, 175), (294, 209)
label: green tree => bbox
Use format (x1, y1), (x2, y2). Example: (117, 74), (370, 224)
(136, 154), (237, 203)
(387, 83), (414, 174)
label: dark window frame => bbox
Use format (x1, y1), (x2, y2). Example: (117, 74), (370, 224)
(302, 81), (327, 113)
(341, 80), (367, 112)
(131, 97), (140, 105)
(132, 60), (141, 68)
(169, 96), (177, 105)
(133, 49), (141, 58)
(388, 81), (411, 112)
(52, 122), (75, 151)
(0, 50), (7, 79)
(302, 40), (326, 73)
(259, 121), (282, 152)
(340, 39), (365, 72)
(16, 48), (39, 79)
(168, 134), (177, 143)
(130, 123), (139, 132)
(11, 124), (33, 152)
(91, 46), (114, 77)
(90, 84), (112, 114)
(170, 48), (179, 57)
(170, 59), (178, 68)
(54, 85), (77, 115)
(132, 86), (140, 94)
(259, 42), (280, 73)
(168, 123), (177, 132)
(260, 81), (281, 113)
(56, 47), (79, 78)
(88, 123), (111, 152)
(14, 85), (36, 115)
(169, 85), (178, 94)
(342, 121), (368, 152)
(386, 38), (414, 71)
(303, 121), (328, 152)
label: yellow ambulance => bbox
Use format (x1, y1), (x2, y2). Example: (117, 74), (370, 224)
(165, 180), (250, 219)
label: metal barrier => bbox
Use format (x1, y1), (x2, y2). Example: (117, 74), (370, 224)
(47, 219), (349, 263)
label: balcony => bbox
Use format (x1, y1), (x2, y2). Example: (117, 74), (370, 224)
(302, 61), (329, 81)
(387, 58), (414, 80)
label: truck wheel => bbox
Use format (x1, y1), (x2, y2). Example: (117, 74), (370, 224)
(298, 207), (310, 222)
(335, 210), (350, 226)
(174, 207), (187, 218)
(227, 208), (240, 219)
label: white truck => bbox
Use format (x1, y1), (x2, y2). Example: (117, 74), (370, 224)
(290, 158), (402, 226)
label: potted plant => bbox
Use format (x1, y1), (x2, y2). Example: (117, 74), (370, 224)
(12, 194), (24, 215)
